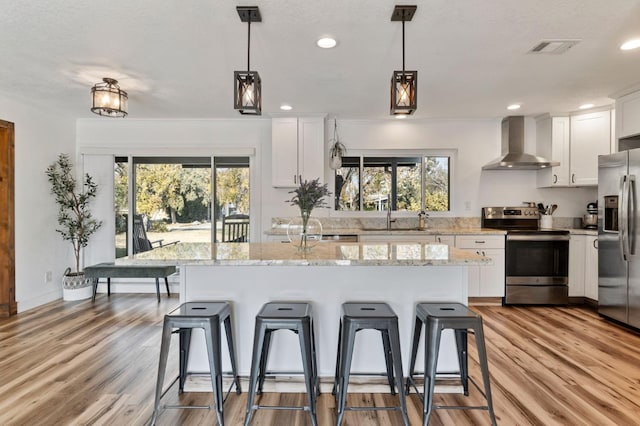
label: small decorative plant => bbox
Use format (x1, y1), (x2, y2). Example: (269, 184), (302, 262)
(46, 153), (102, 275)
(286, 177), (331, 251)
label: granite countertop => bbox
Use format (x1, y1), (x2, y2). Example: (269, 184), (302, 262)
(117, 242), (491, 267)
(265, 227), (507, 236)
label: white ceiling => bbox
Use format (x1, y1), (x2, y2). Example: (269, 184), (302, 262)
(2, 0), (640, 120)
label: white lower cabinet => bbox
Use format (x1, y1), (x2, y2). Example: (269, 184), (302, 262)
(585, 236), (599, 300)
(569, 236), (586, 297)
(569, 234), (598, 301)
(434, 235), (455, 245)
(455, 235), (506, 297)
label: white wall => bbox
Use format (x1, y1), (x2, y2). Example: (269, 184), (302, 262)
(317, 117), (596, 218)
(0, 93), (77, 311)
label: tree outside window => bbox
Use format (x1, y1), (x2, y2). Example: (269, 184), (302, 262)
(334, 155), (450, 212)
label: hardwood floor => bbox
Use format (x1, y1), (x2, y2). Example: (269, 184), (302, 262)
(1, 295), (639, 425)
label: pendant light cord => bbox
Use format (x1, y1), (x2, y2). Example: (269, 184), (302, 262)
(402, 18), (405, 73)
(247, 19), (251, 73)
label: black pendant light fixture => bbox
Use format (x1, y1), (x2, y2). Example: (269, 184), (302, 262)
(91, 78), (128, 117)
(234, 6), (262, 115)
(390, 5), (417, 116)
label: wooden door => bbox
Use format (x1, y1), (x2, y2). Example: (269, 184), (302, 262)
(0, 120), (16, 317)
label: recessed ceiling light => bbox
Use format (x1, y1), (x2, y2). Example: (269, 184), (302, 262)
(395, 114), (407, 120)
(507, 104), (521, 111)
(620, 39), (640, 51)
(280, 104), (293, 111)
(317, 37), (337, 49)
(579, 103), (594, 110)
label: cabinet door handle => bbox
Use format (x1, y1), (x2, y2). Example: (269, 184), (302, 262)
(594, 239), (598, 249)
(475, 240), (486, 244)
(482, 250), (486, 256)
(437, 237), (441, 243)
(571, 173), (575, 184)
(294, 175), (297, 184)
(553, 174), (557, 184)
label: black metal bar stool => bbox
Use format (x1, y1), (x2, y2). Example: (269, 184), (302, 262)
(406, 302), (497, 426)
(332, 302), (409, 426)
(244, 302), (319, 426)
(151, 302), (241, 426)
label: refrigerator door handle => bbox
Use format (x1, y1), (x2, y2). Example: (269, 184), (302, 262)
(620, 175), (628, 261)
(630, 175), (636, 256)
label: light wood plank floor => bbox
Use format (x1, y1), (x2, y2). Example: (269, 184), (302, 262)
(1, 294), (639, 425)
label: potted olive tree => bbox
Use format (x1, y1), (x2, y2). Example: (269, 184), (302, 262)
(46, 154), (102, 301)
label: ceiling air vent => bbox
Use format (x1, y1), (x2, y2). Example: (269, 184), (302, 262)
(528, 39), (581, 54)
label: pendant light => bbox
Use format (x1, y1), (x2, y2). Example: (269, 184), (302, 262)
(390, 5), (417, 116)
(91, 78), (128, 117)
(234, 6), (262, 115)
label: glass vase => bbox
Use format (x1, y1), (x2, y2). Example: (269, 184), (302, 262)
(287, 213), (323, 252)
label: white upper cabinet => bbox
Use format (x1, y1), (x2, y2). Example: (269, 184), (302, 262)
(272, 117), (325, 187)
(570, 110), (611, 186)
(536, 115), (570, 187)
(537, 110), (611, 187)
(616, 89), (640, 139)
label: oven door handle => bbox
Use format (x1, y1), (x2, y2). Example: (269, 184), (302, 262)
(506, 234), (570, 241)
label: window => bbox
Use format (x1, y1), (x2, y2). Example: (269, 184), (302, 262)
(114, 156), (250, 257)
(334, 155), (450, 212)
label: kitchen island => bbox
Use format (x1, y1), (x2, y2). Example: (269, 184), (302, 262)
(124, 241), (489, 391)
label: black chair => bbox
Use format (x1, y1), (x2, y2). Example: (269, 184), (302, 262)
(132, 214), (179, 253)
(221, 214), (250, 242)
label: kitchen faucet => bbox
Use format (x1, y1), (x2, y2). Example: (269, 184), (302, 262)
(387, 204), (396, 230)
(418, 210), (428, 230)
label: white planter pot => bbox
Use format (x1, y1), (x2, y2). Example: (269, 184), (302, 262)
(62, 271), (93, 301)
(62, 285), (94, 301)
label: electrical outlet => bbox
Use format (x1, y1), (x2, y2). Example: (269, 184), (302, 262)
(465, 201), (471, 211)
(45, 271), (53, 283)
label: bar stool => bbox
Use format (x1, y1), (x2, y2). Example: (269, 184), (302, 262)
(406, 302), (497, 426)
(244, 302), (319, 426)
(151, 302), (241, 426)
(332, 302), (409, 426)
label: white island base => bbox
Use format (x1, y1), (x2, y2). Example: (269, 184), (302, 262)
(180, 264), (469, 393)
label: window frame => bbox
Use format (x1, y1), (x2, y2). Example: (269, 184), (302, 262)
(115, 153), (255, 256)
(330, 149), (456, 217)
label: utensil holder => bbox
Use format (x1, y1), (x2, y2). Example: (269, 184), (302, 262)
(540, 215), (553, 229)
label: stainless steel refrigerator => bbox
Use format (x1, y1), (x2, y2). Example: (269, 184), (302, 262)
(598, 149), (640, 328)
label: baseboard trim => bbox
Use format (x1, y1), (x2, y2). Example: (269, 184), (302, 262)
(468, 297), (502, 306)
(569, 296), (598, 310)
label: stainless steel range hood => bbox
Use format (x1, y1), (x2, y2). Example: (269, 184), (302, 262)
(482, 116), (559, 170)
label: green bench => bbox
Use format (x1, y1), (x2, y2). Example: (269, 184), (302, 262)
(84, 263), (177, 303)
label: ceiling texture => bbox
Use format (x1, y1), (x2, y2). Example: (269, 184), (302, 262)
(1, 0), (640, 120)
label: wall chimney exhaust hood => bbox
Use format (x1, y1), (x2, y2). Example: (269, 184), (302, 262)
(482, 116), (559, 170)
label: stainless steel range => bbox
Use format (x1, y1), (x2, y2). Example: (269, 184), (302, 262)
(482, 207), (570, 305)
